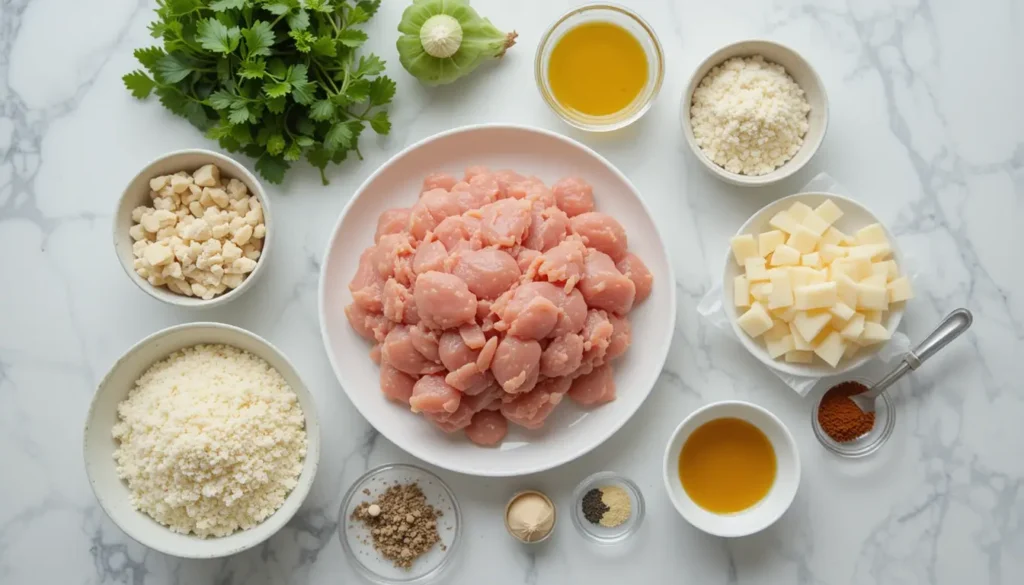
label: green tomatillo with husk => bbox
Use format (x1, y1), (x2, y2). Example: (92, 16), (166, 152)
(397, 0), (517, 86)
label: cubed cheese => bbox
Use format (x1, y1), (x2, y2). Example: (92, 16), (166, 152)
(840, 313), (866, 340)
(834, 274), (859, 308)
(763, 320), (790, 342)
(809, 269), (828, 284)
(788, 202), (813, 221)
(821, 226), (850, 247)
(860, 322), (891, 345)
(834, 257), (872, 281)
(876, 260), (899, 282)
(855, 223), (889, 246)
(847, 243), (892, 261)
(801, 252), (821, 268)
(784, 350), (814, 363)
(730, 234), (759, 266)
(801, 211), (831, 237)
(814, 200), (844, 225)
(819, 244), (848, 264)
(745, 257), (769, 281)
(864, 309), (883, 323)
(856, 283), (889, 311)
(769, 210), (800, 234)
(794, 282), (838, 310)
(770, 244), (801, 266)
(861, 273), (888, 288)
(734, 275), (750, 307)
(766, 335), (796, 359)
(793, 310), (832, 343)
(758, 230), (787, 258)
(737, 302), (774, 338)
(768, 269), (794, 309)
(750, 282), (773, 302)
(830, 311), (849, 330)
(786, 225), (821, 254)
(843, 343), (860, 360)
(887, 276), (914, 302)
(813, 331), (847, 367)
(829, 301), (856, 322)
(772, 306), (798, 323)
(789, 322), (813, 350)
(788, 266), (817, 288)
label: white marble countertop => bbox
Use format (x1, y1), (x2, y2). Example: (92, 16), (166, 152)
(2, 0), (1022, 583)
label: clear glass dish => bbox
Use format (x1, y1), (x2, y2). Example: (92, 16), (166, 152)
(570, 471), (645, 544)
(338, 464), (462, 585)
(534, 3), (665, 132)
(811, 377), (896, 458)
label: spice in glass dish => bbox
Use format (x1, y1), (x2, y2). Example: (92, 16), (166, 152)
(350, 483), (443, 569)
(818, 381), (875, 442)
(581, 485), (632, 528)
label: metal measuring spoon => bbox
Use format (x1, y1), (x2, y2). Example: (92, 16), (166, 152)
(848, 308), (973, 413)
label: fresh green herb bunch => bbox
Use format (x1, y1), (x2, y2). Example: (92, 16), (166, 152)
(124, 0), (395, 185)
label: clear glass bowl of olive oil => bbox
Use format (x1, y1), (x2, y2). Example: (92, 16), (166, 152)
(535, 4), (665, 132)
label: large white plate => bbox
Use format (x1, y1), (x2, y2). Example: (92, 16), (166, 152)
(318, 125), (676, 477)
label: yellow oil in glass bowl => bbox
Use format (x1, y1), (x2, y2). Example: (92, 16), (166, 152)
(547, 22), (649, 118)
(678, 418), (777, 514)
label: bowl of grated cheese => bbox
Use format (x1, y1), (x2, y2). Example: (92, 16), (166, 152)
(681, 40), (828, 187)
(83, 322), (320, 558)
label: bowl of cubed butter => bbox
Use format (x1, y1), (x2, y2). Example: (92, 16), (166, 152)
(113, 149), (271, 308)
(723, 193), (914, 377)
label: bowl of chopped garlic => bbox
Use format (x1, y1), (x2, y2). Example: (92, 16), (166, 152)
(113, 149), (272, 307)
(722, 193), (910, 378)
(681, 40), (828, 187)
(83, 322), (320, 558)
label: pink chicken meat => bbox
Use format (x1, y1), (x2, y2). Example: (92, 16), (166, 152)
(344, 167), (653, 447)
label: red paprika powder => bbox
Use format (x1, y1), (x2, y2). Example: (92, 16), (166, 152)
(818, 381), (875, 442)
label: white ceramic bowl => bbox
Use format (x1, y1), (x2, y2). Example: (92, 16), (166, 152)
(722, 192), (905, 378)
(663, 401), (800, 537)
(83, 322), (320, 558)
(319, 124), (676, 477)
(681, 40), (828, 187)
(113, 149), (272, 308)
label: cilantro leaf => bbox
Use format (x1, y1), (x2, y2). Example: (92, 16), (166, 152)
(309, 99), (334, 121)
(266, 95), (287, 113)
(260, 0), (294, 16)
(346, 5), (370, 26)
(357, 0), (381, 17)
(337, 29), (368, 48)
(345, 78), (371, 103)
(207, 89), (237, 110)
(284, 141), (302, 161)
(311, 36), (336, 57)
(165, 0), (202, 16)
(255, 154), (289, 184)
(196, 18), (241, 54)
(239, 59), (267, 79)
(295, 135), (315, 147)
(153, 53), (194, 83)
(323, 122), (354, 153)
(123, 71), (155, 99)
(242, 21), (275, 57)
(264, 81), (291, 98)
(369, 110), (391, 135)
(287, 9), (310, 31)
(355, 54), (385, 77)
(266, 134), (286, 155)
(133, 46), (166, 69)
(368, 76), (396, 106)
(306, 0), (333, 13)
(289, 29), (315, 52)
(210, 0), (244, 11)
(228, 104), (251, 125)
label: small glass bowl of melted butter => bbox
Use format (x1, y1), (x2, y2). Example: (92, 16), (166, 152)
(535, 4), (664, 132)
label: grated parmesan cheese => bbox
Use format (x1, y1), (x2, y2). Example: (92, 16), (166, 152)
(690, 55), (811, 176)
(112, 344), (307, 538)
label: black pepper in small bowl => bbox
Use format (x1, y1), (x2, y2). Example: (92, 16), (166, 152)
(582, 488), (610, 524)
(572, 472), (645, 544)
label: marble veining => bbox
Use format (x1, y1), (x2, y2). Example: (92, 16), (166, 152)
(1, 0), (1021, 583)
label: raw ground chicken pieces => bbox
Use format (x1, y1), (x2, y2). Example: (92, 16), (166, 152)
(345, 167), (653, 447)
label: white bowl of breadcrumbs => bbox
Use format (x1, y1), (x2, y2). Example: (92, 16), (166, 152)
(83, 322), (320, 558)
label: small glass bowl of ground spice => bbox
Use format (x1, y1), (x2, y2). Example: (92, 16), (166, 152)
(812, 378), (896, 458)
(338, 463), (461, 585)
(571, 472), (645, 544)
